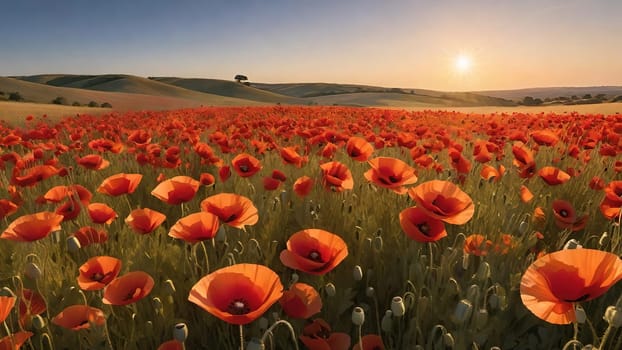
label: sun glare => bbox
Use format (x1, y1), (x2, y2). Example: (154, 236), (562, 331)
(454, 54), (472, 74)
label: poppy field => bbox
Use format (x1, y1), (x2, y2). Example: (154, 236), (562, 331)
(0, 106), (621, 350)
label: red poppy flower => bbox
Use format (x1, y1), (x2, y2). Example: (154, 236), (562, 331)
(589, 176), (605, 191)
(0, 296), (15, 323)
(538, 166), (570, 185)
(77, 256), (122, 291)
(102, 271), (154, 306)
(1, 212), (63, 242)
(73, 226), (108, 247)
(0, 200), (18, 220)
(76, 154), (110, 170)
(169, 212), (220, 243)
(345, 136), (374, 161)
(151, 176), (200, 205)
(280, 229), (348, 275)
(320, 161), (353, 192)
(97, 173), (143, 196)
(552, 200), (588, 231)
(279, 282), (322, 319)
(55, 199), (82, 222)
(480, 164), (503, 182)
(364, 157), (417, 194)
(353, 334), (385, 350)
(43, 184), (92, 205)
(199, 173), (215, 186)
(531, 130), (559, 146)
(188, 263), (283, 325)
(407, 180), (474, 225)
(19, 289), (46, 328)
(271, 169), (287, 182)
(399, 206), (447, 242)
(600, 181), (622, 220)
(11, 165), (59, 187)
(512, 143), (536, 178)
(320, 142), (338, 159)
(0, 331), (32, 350)
(52, 305), (106, 330)
(125, 208), (166, 234)
(263, 177), (281, 191)
(231, 153), (262, 178)
(280, 147), (307, 167)
(87, 203), (117, 225)
(200, 193), (258, 229)
(158, 340), (183, 350)
(300, 318), (350, 350)
(521, 248), (622, 324)
(293, 176), (314, 198)
(463, 234), (492, 256)
(218, 165), (231, 183)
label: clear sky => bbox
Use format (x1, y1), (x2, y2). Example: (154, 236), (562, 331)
(1, 0), (620, 91)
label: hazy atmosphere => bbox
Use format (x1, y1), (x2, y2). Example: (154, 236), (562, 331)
(2, 0), (621, 91)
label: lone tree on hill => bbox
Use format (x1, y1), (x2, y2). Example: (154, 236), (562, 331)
(234, 74), (248, 83)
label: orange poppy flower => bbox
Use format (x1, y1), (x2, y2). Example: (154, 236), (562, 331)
(472, 140), (497, 163)
(279, 282), (322, 319)
(19, 289), (46, 328)
(102, 271), (154, 306)
(280, 229), (348, 275)
(512, 143), (536, 178)
(77, 256), (122, 291)
(345, 136), (374, 161)
(97, 173), (143, 196)
(158, 340), (183, 350)
(533, 207), (546, 226)
(0, 331), (32, 350)
(188, 263), (283, 325)
(200, 193), (258, 229)
(11, 164), (59, 187)
(280, 147), (307, 167)
(151, 176), (200, 205)
(168, 212), (220, 243)
(353, 334), (385, 350)
(73, 226), (108, 247)
(319, 142), (338, 159)
(538, 166), (570, 185)
(600, 181), (622, 220)
(463, 234), (492, 256)
(1, 212), (63, 242)
(552, 200), (588, 231)
(399, 207), (447, 243)
(0, 296), (15, 323)
(480, 164), (503, 182)
(300, 318), (350, 350)
(520, 185), (534, 203)
(0, 200), (18, 220)
(43, 184), (92, 205)
(407, 180), (474, 225)
(76, 154), (110, 170)
(531, 130), (559, 146)
(87, 203), (117, 225)
(320, 161), (354, 192)
(199, 173), (215, 186)
(231, 153), (262, 178)
(364, 157), (417, 194)
(520, 248), (622, 324)
(125, 208), (166, 234)
(52, 305), (106, 330)
(293, 176), (314, 198)
(448, 148), (472, 175)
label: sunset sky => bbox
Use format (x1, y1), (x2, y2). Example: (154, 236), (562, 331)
(1, 0), (621, 91)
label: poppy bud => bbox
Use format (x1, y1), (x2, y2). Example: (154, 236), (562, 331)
(391, 296), (406, 317)
(599, 232), (609, 246)
(0, 287), (15, 297)
(67, 236), (82, 252)
(563, 239), (582, 250)
(258, 317), (269, 332)
(573, 304), (586, 324)
(353, 265), (363, 281)
(452, 299), (473, 325)
(24, 262), (42, 280)
(173, 323), (188, 342)
(518, 221), (529, 235)
(448, 278), (461, 296)
(488, 294), (499, 310)
(443, 333), (455, 348)
(381, 310), (393, 332)
(373, 236), (383, 251)
(476, 262), (491, 282)
(215, 225), (227, 242)
(466, 285), (480, 304)
(352, 307), (365, 326)
(163, 279), (176, 295)
(474, 308), (488, 329)
(366, 287), (375, 298)
(604, 306), (622, 327)
(32, 315), (46, 330)
(462, 253), (469, 270)
(246, 338), (265, 350)
(325, 283), (336, 297)
(290, 273), (299, 285)
(152, 297), (163, 315)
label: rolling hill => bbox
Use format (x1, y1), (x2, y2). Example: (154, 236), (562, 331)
(475, 86), (622, 101)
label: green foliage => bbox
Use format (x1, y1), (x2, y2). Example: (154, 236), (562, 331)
(8, 91), (24, 101)
(52, 96), (67, 105)
(101, 102), (112, 108)
(88, 101), (100, 107)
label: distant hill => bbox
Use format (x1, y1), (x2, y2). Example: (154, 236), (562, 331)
(475, 86), (622, 101)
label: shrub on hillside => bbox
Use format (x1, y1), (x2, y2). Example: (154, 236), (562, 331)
(88, 101), (100, 107)
(72, 101), (81, 106)
(101, 102), (112, 108)
(8, 92), (24, 101)
(52, 96), (67, 105)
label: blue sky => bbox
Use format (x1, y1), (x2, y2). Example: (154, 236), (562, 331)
(1, 0), (621, 90)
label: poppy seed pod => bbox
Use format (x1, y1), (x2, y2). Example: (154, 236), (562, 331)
(448, 278), (461, 296)
(474, 308), (489, 329)
(173, 323), (188, 342)
(603, 306), (622, 327)
(24, 262), (42, 280)
(476, 262), (491, 282)
(466, 285), (480, 304)
(66, 236), (82, 252)
(373, 236), (383, 251)
(163, 279), (176, 295)
(518, 221), (529, 235)
(258, 317), (269, 331)
(443, 333), (455, 348)
(352, 307), (365, 326)
(452, 299), (473, 324)
(574, 304), (587, 324)
(366, 287), (375, 298)
(353, 265), (363, 281)
(325, 283), (336, 297)
(564, 239), (582, 249)
(391, 296), (406, 317)
(152, 297), (163, 315)
(290, 273), (299, 285)
(381, 310), (393, 332)
(32, 315), (46, 330)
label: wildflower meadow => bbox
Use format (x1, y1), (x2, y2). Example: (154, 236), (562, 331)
(0, 106), (621, 350)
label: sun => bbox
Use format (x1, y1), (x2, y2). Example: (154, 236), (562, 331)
(454, 54), (472, 73)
